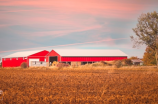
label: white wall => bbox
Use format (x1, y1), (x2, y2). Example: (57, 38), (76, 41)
(29, 59), (39, 66)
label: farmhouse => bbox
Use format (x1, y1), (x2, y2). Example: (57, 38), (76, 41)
(2, 49), (128, 67)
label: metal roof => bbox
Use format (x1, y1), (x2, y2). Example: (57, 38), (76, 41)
(131, 59), (143, 63)
(2, 49), (128, 58)
(2, 50), (45, 58)
(54, 49), (128, 56)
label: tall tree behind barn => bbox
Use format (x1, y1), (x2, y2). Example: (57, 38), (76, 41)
(131, 11), (158, 67)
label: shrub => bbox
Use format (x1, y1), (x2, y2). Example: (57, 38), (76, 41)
(0, 62), (2, 67)
(114, 60), (122, 68)
(57, 63), (69, 70)
(21, 62), (27, 68)
(122, 59), (132, 66)
(125, 59), (132, 65)
(92, 63), (100, 67)
(100, 61), (107, 64)
(57, 63), (69, 67)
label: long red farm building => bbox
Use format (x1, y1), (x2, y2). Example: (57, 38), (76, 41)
(2, 49), (128, 67)
(2, 50), (49, 67)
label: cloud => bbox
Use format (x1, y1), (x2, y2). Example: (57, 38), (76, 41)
(15, 25), (103, 38)
(0, 24), (13, 28)
(1, 0), (156, 20)
(0, 37), (128, 53)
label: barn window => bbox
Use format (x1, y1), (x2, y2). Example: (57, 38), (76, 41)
(41, 62), (42, 64)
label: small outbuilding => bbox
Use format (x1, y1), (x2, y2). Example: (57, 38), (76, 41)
(131, 59), (143, 66)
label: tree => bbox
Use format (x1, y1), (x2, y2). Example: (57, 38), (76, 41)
(131, 11), (158, 66)
(129, 56), (138, 60)
(143, 47), (156, 65)
(122, 59), (132, 66)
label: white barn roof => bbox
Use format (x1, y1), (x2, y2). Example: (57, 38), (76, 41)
(2, 50), (44, 58)
(54, 49), (128, 56)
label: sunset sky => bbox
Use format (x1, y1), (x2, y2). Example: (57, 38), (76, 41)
(0, 0), (158, 59)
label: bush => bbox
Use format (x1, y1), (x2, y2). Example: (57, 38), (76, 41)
(57, 63), (69, 70)
(114, 60), (122, 68)
(21, 62), (27, 68)
(100, 61), (107, 64)
(125, 59), (132, 65)
(122, 59), (132, 66)
(57, 63), (69, 67)
(92, 63), (100, 67)
(0, 62), (2, 67)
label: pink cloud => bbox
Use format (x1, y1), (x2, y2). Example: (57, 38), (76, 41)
(1, 0), (155, 31)
(0, 10), (100, 30)
(0, 0), (154, 19)
(0, 24), (14, 28)
(0, 0), (157, 40)
(0, 9), (109, 37)
(0, 9), (51, 13)
(16, 25), (104, 38)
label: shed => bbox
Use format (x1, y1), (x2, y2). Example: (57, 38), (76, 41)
(131, 59), (143, 65)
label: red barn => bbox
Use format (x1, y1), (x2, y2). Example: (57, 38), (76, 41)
(46, 49), (128, 65)
(2, 50), (49, 67)
(27, 50), (49, 67)
(2, 49), (128, 67)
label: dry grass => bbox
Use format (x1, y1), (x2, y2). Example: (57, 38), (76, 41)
(0, 67), (158, 103)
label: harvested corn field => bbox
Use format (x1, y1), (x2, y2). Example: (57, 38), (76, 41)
(0, 68), (158, 103)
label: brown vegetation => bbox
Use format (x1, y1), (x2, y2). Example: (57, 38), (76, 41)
(121, 59), (132, 66)
(0, 67), (158, 103)
(129, 56), (139, 59)
(0, 62), (2, 67)
(20, 62), (27, 68)
(114, 60), (122, 68)
(143, 46), (156, 65)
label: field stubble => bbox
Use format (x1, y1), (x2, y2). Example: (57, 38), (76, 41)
(0, 67), (158, 104)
